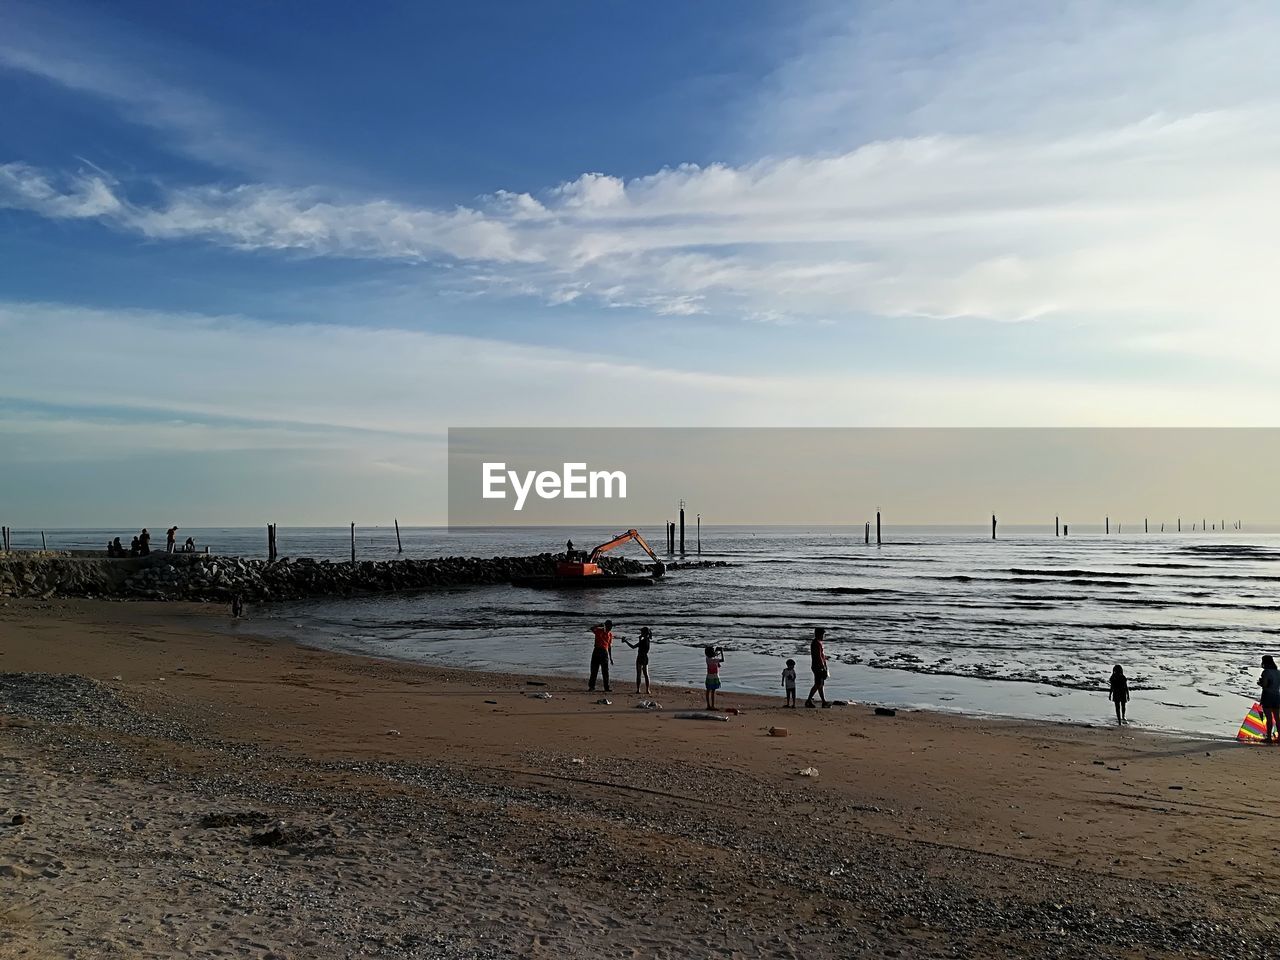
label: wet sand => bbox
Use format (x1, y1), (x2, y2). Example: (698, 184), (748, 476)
(1, 598), (1278, 958)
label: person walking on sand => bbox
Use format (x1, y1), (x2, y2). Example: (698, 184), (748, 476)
(782, 659), (797, 708)
(589, 619), (614, 692)
(704, 645), (725, 710)
(1259, 655), (1280, 743)
(1108, 665), (1130, 725)
(805, 627), (829, 708)
(166, 526), (178, 553)
(623, 626), (652, 694)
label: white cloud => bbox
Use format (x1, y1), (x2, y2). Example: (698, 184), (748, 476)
(5, 102), (1279, 338)
(1, 302), (1276, 436)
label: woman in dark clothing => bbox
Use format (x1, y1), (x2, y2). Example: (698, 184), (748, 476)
(805, 627), (829, 708)
(1108, 665), (1130, 725)
(1259, 655), (1280, 743)
(623, 626), (652, 694)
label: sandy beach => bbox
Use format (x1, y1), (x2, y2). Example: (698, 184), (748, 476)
(2, 598), (1278, 959)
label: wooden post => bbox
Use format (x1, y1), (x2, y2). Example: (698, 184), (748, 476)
(679, 501), (686, 556)
(1105, 516), (1109, 535)
(350, 522), (356, 563)
(864, 521), (870, 544)
(992, 514), (997, 540)
(1055, 516), (1059, 537)
(1161, 522), (1165, 532)
(876, 511), (882, 546)
(1063, 524), (1069, 536)
(696, 514), (701, 555)
(41, 531), (47, 551)
(1177, 518), (1181, 532)
(395, 518), (403, 554)
(1145, 517), (1148, 534)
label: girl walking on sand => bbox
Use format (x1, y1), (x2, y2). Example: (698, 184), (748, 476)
(1259, 655), (1280, 742)
(704, 645), (724, 710)
(1108, 665), (1130, 725)
(805, 627), (829, 708)
(623, 627), (653, 694)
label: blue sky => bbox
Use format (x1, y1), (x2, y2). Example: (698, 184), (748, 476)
(2, 0), (1279, 524)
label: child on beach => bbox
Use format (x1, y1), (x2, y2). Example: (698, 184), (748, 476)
(704, 644), (725, 710)
(782, 659), (797, 707)
(1108, 665), (1130, 725)
(623, 626), (653, 695)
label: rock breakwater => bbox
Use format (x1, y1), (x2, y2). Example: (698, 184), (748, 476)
(0, 552), (726, 602)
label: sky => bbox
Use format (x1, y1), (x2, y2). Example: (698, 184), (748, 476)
(2, 0), (1279, 525)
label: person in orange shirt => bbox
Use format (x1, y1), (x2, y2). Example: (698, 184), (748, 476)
(589, 619), (614, 692)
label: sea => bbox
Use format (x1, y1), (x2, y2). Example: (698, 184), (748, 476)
(16, 524), (1280, 737)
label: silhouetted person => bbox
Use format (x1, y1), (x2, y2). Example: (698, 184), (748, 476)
(1259, 655), (1280, 743)
(112, 537), (123, 557)
(623, 626), (652, 694)
(806, 627), (829, 708)
(231, 594), (244, 618)
(166, 526), (178, 553)
(589, 619), (614, 692)
(1109, 665), (1130, 725)
(129, 536), (141, 557)
(139, 529), (151, 555)
(184, 536), (195, 552)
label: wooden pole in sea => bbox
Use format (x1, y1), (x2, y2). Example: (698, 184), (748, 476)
(876, 510), (882, 546)
(1055, 515), (1060, 537)
(41, 531), (46, 551)
(1063, 523), (1069, 536)
(395, 518), (403, 554)
(1106, 516), (1109, 535)
(697, 514), (701, 555)
(350, 522), (356, 563)
(864, 521), (870, 544)
(992, 514), (997, 540)
(1145, 517), (1148, 533)
(1178, 518), (1181, 532)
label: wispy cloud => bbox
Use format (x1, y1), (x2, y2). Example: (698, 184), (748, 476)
(4, 101), (1279, 333)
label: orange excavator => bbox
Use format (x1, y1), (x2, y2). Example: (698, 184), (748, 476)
(557, 529), (665, 578)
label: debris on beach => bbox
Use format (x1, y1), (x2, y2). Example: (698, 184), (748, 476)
(768, 726), (789, 737)
(525, 680), (547, 686)
(527, 692), (553, 699)
(634, 700), (662, 710)
(674, 712), (728, 722)
(250, 821), (321, 849)
(797, 767), (819, 777)
(594, 698), (612, 705)
(385, 728), (401, 737)
(874, 707), (897, 717)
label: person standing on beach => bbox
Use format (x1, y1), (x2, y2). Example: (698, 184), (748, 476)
(623, 626), (652, 694)
(1108, 665), (1130, 725)
(782, 659), (797, 708)
(166, 526), (178, 553)
(139, 528), (151, 555)
(805, 627), (829, 708)
(589, 619), (614, 692)
(1259, 655), (1280, 742)
(704, 645), (724, 710)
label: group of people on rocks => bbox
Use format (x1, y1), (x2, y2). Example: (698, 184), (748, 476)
(106, 526), (195, 557)
(587, 621), (833, 711)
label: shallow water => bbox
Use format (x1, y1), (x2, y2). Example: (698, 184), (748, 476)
(22, 524), (1280, 736)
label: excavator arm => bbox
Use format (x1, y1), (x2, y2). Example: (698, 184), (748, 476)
(588, 529), (661, 565)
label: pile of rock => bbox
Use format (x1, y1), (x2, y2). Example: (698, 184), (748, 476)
(0, 551), (661, 602)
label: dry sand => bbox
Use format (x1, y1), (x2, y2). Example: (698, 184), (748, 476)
(1, 598), (1278, 958)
